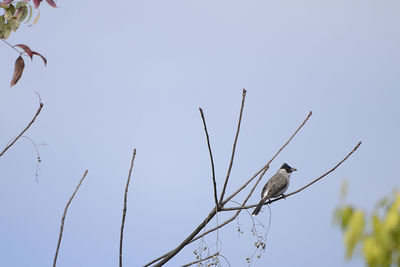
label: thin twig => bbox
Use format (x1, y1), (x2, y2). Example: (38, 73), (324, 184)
(53, 170), (89, 267)
(20, 136), (42, 182)
(181, 252), (219, 267)
(215, 206), (220, 252)
(219, 89), (247, 204)
(221, 141), (362, 212)
(120, 149), (137, 267)
(218, 254), (232, 267)
(0, 98), (44, 158)
(1, 38), (24, 55)
(199, 108), (219, 209)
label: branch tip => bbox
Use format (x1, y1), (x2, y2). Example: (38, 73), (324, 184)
(119, 150), (137, 267)
(53, 169), (89, 267)
(219, 88), (247, 203)
(0, 99), (44, 158)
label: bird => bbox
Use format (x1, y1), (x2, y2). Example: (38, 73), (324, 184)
(252, 163), (297, 216)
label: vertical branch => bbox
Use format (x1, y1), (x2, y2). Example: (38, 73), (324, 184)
(53, 170), (89, 267)
(119, 149), (137, 267)
(199, 108), (219, 209)
(219, 89), (247, 204)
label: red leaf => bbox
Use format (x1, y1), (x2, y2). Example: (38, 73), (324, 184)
(10, 56), (25, 87)
(15, 45), (47, 65)
(15, 44), (34, 60)
(32, 0), (41, 8)
(45, 0), (56, 7)
(32, 51), (47, 65)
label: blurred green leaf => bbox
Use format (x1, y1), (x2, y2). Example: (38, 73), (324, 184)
(340, 180), (349, 200)
(15, 1), (27, 9)
(1, 23), (11, 39)
(335, 190), (400, 267)
(8, 19), (20, 32)
(17, 5), (28, 22)
(4, 4), (15, 20)
(342, 206), (355, 229)
(344, 210), (365, 258)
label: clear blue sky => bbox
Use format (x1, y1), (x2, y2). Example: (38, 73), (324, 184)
(1, 0), (399, 266)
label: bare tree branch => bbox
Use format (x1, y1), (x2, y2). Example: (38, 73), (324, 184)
(151, 208), (218, 266)
(219, 89), (247, 204)
(192, 111), (314, 244)
(120, 149), (137, 267)
(0, 100), (44, 158)
(194, 140), (362, 245)
(190, 169), (269, 244)
(191, 210), (240, 244)
(199, 108), (219, 209)
(143, 252), (169, 267)
(53, 170), (89, 267)
(189, 111), (314, 244)
(221, 141), (362, 212)
(181, 252), (219, 267)
(146, 111), (312, 266)
(222, 111), (313, 205)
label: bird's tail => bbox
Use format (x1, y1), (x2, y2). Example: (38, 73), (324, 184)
(252, 198), (267, 216)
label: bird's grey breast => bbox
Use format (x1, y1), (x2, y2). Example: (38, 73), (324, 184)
(261, 172), (289, 199)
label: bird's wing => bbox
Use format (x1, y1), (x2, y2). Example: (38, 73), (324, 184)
(263, 173), (288, 198)
(261, 178), (271, 198)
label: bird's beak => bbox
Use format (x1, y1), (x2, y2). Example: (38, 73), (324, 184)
(291, 168), (297, 172)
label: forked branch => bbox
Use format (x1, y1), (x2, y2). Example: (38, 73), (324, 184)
(146, 102), (312, 267)
(145, 91), (361, 267)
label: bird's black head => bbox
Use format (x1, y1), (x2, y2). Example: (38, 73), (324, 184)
(281, 163), (297, 173)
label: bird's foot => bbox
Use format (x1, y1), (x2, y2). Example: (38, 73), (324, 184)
(281, 194), (286, 199)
